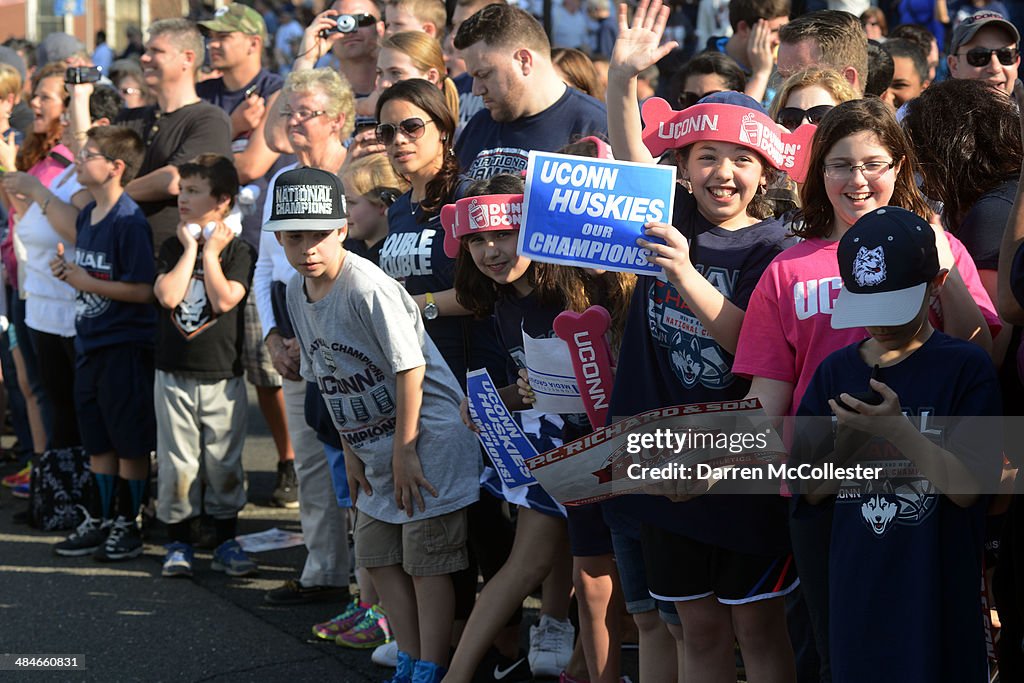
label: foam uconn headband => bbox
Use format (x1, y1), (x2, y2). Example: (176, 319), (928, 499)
(640, 98), (816, 184)
(441, 194), (524, 258)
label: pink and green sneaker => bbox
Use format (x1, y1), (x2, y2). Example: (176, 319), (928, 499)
(335, 604), (392, 649)
(312, 598), (371, 640)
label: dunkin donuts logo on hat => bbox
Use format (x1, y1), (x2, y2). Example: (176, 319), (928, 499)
(640, 98), (817, 184)
(263, 167), (348, 232)
(441, 194), (524, 257)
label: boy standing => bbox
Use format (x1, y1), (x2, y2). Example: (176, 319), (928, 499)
(153, 154), (256, 578)
(795, 207), (1002, 682)
(50, 126), (157, 561)
(266, 167), (480, 683)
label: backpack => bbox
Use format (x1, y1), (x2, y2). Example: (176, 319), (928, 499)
(29, 447), (91, 531)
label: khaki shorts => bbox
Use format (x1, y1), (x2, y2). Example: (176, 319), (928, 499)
(354, 507), (469, 577)
(241, 297), (282, 388)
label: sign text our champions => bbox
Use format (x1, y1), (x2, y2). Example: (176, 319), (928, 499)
(528, 159), (667, 268)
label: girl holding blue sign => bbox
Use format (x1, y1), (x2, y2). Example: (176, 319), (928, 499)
(605, 0), (803, 680)
(444, 171), (636, 683)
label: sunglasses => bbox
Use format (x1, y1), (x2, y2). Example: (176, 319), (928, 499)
(777, 104), (833, 132)
(678, 90), (723, 109)
(375, 117), (433, 145)
(960, 46), (1019, 67)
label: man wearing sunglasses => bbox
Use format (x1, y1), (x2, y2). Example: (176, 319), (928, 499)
(948, 11), (1020, 94)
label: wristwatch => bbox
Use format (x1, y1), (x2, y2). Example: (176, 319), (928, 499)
(424, 292), (439, 320)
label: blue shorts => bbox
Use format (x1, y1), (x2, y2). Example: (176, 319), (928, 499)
(567, 503), (613, 557)
(75, 343), (156, 459)
(604, 508), (680, 624)
(321, 442), (352, 507)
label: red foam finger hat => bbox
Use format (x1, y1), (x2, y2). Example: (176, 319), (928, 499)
(441, 194), (524, 258)
(640, 97), (816, 184)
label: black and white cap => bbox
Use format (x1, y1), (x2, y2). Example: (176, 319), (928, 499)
(262, 167), (347, 232)
(832, 207), (940, 330)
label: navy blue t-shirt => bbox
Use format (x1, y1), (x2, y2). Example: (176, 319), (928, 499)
(378, 192), (506, 386)
(456, 86), (607, 181)
(605, 193), (796, 555)
(73, 193), (157, 354)
(797, 332), (1001, 683)
(494, 290), (591, 448)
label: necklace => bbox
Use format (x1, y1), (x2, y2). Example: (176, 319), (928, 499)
(410, 197), (420, 215)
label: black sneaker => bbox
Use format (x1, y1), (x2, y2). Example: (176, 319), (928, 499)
(270, 460), (299, 509)
(473, 647), (532, 683)
(93, 515), (143, 562)
(264, 579), (348, 605)
(54, 507), (110, 557)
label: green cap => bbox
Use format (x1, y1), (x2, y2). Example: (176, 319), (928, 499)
(199, 4), (267, 42)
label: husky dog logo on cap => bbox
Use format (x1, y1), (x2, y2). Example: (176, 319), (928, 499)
(852, 245), (887, 287)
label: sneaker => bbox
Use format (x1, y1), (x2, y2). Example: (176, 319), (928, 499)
(312, 598), (371, 640)
(94, 516), (143, 562)
(2, 463), (29, 488)
(161, 542), (194, 578)
(11, 482), (29, 498)
(270, 460), (299, 508)
(54, 507), (110, 557)
(265, 580), (349, 605)
(412, 660), (446, 683)
(372, 640), (400, 668)
(528, 615), (575, 678)
(336, 604), (391, 649)
(474, 648), (531, 683)
(212, 539), (257, 577)
(386, 650), (414, 683)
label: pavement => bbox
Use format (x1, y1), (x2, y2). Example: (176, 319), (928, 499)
(0, 387), (639, 683)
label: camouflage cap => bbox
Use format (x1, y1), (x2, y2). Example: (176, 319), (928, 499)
(199, 4), (267, 42)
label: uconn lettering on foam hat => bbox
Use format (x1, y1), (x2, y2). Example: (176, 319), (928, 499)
(263, 167), (347, 232)
(831, 207), (940, 330)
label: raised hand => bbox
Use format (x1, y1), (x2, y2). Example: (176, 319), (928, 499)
(608, 0), (678, 79)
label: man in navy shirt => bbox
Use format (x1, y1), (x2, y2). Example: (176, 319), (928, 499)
(453, 2), (607, 180)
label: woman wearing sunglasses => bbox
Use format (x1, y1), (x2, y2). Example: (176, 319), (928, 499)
(375, 78), (506, 385)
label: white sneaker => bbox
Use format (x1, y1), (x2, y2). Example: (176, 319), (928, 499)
(371, 639), (399, 667)
(528, 614), (575, 677)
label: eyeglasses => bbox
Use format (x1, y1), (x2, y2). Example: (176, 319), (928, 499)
(959, 46), (1019, 67)
(120, 87), (141, 97)
(375, 117), (434, 145)
(823, 159), (897, 180)
(678, 90), (723, 109)
(77, 149), (113, 163)
(280, 108), (327, 123)
(777, 104), (833, 132)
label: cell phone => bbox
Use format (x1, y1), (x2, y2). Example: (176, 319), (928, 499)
(244, 83), (260, 99)
(834, 364), (884, 412)
(65, 66), (103, 85)
(353, 116), (377, 135)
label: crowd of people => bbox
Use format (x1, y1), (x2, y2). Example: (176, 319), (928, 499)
(0, 0), (1023, 681)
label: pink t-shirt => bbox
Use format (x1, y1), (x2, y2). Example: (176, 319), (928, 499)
(734, 235), (1001, 415)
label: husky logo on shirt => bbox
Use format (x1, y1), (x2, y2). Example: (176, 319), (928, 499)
(861, 495), (898, 536)
(853, 246), (887, 287)
(648, 274), (735, 390)
(464, 146), (530, 180)
(74, 248), (112, 319)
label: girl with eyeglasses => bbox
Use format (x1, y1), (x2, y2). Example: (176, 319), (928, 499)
(732, 96), (1001, 680)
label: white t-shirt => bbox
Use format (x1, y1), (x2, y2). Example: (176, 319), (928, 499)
(254, 162), (300, 338)
(20, 165), (82, 337)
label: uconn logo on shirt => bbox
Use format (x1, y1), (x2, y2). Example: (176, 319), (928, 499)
(75, 248), (112, 319)
(793, 277), (842, 320)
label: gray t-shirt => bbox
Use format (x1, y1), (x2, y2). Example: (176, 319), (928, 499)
(288, 251), (481, 524)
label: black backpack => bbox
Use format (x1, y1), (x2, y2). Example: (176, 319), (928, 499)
(29, 447), (91, 531)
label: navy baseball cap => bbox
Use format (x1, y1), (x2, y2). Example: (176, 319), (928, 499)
(832, 207), (940, 329)
(263, 167), (347, 232)
(699, 90), (767, 114)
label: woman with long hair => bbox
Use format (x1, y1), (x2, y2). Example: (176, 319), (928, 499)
(552, 47), (604, 99)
